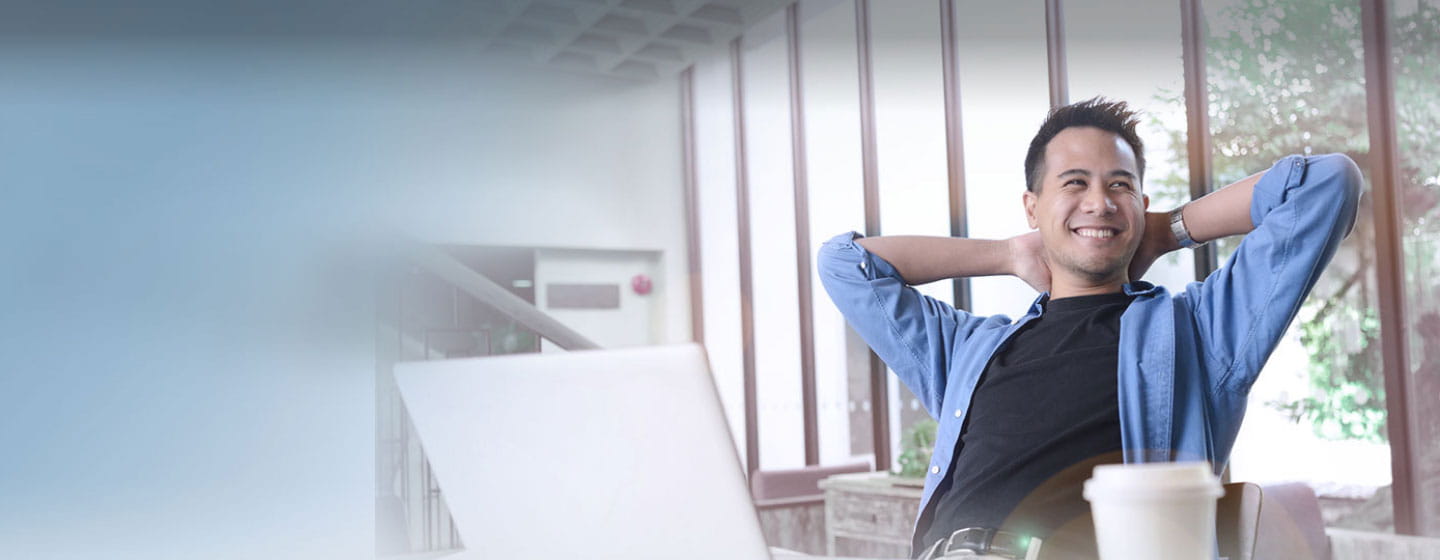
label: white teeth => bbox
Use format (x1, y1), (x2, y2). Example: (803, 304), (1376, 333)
(1075, 228), (1115, 239)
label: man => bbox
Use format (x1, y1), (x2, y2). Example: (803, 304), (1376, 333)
(817, 98), (1361, 559)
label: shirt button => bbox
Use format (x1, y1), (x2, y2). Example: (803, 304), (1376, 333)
(931, 465), (940, 475)
(954, 409), (963, 418)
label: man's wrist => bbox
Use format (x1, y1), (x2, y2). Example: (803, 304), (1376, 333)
(1169, 205), (1206, 249)
(1004, 235), (1022, 277)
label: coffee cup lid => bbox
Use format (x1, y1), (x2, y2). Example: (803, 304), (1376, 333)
(1083, 462), (1223, 501)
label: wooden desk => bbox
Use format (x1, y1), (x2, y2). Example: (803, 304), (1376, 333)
(819, 472), (924, 558)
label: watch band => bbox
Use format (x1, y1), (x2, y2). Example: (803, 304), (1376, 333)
(1170, 205), (1204, 249)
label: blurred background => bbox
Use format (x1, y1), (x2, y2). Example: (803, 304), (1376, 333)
(1, 0), (1436, 558)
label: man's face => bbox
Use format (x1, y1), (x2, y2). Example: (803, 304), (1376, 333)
(1023, 126), (1149, 285)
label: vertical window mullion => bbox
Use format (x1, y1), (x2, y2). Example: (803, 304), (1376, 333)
(731, 37), (762, 479)
(853, 0), (890, 472)
(940, 0), (972, 312)
(1360, 0), (1419, 536)
(786, 3), (821, 467)
(1044, 0), (1069, 108)
(1180, 0), (1218, 280)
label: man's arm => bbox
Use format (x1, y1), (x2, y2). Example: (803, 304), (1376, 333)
(1129, 171), (1266, 281)
(1181, 171), (1267, 243)
(818, 232), (1019, 416)
(857, 233), (1053, 292)
(1137, 154), (1362, 393)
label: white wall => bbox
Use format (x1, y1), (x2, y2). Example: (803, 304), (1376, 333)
(535, 248), (664, 349)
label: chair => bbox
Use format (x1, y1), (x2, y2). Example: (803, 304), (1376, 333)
(1216, 482), (1331, 560)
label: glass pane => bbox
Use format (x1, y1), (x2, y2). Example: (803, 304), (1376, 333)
(742, 12), (806, 471)
(692, 48), (749, 463)
(870, 0), (950, 474)
(1393, 0), (1440, 536)
(1204, 0), (1393, 531)
(955, 0), (1051, 318)
(799, 0), (874, 467)
(1065, 0), (1196, 292)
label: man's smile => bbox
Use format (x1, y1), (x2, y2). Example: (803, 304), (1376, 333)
(1071, 226), (1121, 240)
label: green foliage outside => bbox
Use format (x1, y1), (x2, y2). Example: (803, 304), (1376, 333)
(1148, 0), (1440, 442)
(895, 419), (938, 478)
(490, 320), (539, 354)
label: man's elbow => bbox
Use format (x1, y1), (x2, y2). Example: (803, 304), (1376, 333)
(816, 236), (864, 292)
(1308, 153), (1363, 238)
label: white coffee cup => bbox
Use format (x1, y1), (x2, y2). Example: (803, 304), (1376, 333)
(1082, 462), (1224, 560)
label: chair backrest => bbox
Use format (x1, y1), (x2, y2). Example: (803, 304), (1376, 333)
(751, 461), (871, 503)
(1217, 482), (1263, 560)
(1216, 482), (1330, 560)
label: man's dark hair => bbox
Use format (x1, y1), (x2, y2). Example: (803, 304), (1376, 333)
(1023, 97), (1145, 192)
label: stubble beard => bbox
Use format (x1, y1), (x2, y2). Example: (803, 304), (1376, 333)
(1049, 246), (1135, 286)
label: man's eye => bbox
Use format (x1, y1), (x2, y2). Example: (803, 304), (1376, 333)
(1110, 182), (1133, 190)
(1065, 179), (1086, 187)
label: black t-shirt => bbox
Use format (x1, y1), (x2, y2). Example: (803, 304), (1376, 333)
(917, 292), (1132, 558)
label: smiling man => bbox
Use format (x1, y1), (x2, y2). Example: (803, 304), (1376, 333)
(818, 98), (1361, 560)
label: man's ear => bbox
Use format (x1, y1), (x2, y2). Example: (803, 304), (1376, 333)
(1143, 193), (1151, 211)
(1023, 190), (1039, 229)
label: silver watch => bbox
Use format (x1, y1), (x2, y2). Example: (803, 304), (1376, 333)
(1170, 206), (1205, 249)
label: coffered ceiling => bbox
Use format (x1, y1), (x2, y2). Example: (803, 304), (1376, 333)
(476, 0), (793, 79)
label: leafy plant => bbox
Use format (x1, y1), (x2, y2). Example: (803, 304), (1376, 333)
(894, 419), (939, 478)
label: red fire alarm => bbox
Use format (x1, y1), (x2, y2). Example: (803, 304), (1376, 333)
(631, 274), (653, 296)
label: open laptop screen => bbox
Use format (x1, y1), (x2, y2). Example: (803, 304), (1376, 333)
(395, 344), (771, 560)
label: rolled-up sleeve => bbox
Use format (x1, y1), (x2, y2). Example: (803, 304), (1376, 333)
(817, 231), (986, 417)
(1186, 153), (1362, 394)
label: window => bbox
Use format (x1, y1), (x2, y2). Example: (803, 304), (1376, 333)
(799, 0), (873, 466)
(1392, 0), (1440, 536)
(685, 0), (1434, 535)
(954, 0), (1052, 318)
(1201, 0), (1394, 530)
(1066, 0), (1196, 292)
(870, 0), (952, 472)
(740, 10), (808, 471)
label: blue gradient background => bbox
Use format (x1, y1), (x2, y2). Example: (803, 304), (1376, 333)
(0, 2), (523, 557)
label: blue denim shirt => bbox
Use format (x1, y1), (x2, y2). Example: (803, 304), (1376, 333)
(817, 154), (1361, 541)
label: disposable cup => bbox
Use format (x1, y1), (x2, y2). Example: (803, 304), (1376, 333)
(1082, 462), (1224, 560)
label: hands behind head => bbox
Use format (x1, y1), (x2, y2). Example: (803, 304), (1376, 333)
(1009, 231), (1052, 293)
(1126, 212), (1175, 284)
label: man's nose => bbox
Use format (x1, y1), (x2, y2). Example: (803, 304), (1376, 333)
(1080, 187), (1117, 214)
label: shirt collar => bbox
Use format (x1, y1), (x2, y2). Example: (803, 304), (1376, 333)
(1027, 293), (1050, 316)
(1027, 281), (1159, 316)
(1123, 281), (1159, 296)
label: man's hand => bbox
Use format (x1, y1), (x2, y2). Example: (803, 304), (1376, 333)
(1008, 231), (1051, 293)
(1127, 211), (1178, 283)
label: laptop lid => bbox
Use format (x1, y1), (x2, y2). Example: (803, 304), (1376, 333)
(394, 343), (771, 560)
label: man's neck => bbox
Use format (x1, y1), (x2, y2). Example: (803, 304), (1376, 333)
(1050, 276), (1128, 300)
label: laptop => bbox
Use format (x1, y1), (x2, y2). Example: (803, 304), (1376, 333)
(394, 343), (773, 560)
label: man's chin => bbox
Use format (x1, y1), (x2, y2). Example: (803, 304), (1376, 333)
(1058, 260), (1129, 285)
(1048, 249), (1136, 283)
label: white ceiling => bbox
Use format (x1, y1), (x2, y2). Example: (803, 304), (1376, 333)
(476, 0), (794, 79)
(7, 0), (794, 80)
